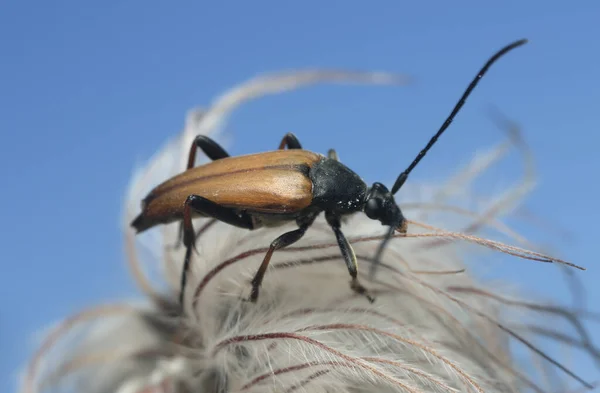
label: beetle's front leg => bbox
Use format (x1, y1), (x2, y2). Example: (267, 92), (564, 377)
(278, 132), (303, 150)
(180, 195), (254, 307)
(325, 211), (375, 303)
(248, 212), (318, 302)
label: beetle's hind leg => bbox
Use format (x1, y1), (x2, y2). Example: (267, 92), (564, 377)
(180, 195), (254, 308)
(248, 212), (318, 303)
(278, 132), (303, 150)
(325, 211), (375, 303)
(173, 136), (232, 248)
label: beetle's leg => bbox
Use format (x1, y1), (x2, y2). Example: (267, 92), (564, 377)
(180, 194), (254, 307)
(325, 211), (375, 303)
(173, 135), (232, 248)
(327, 148), (339, 161)
(186, 135), (230, 169)
(249, 212), (318, 302)
(278, 132), (303, 150)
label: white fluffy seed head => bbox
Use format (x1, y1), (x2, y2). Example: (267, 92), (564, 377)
(19, 70), (596, 393)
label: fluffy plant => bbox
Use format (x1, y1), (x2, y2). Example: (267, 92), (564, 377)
(20, 69), (598, 393)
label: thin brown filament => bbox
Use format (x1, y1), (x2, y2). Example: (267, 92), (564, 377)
(278, 306), (439, 358)
(520, 324), (600, 367)
(212, 332), (420, 393)
(446, 285), (600, 363)
(563, 381), (599, 393)
(396, 266), (593, 388)
(368, 276), (545, 393)
(361, 357), (458, 393)
(403, 202), (529, 245)
(297, 323), (484, 393)
(280, 307), (405, 328)
(405, 219), (585, 270)
(286, 370), (331, 393)
(241, 360), (338, 390)
(242, 358), (455, 393)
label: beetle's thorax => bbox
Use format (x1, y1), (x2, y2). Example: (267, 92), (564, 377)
(309, 157), (368, 214)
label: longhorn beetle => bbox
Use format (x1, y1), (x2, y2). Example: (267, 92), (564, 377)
(132, 39), (528, 307)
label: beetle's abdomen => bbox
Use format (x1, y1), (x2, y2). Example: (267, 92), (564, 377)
(134, 150), (324, 231)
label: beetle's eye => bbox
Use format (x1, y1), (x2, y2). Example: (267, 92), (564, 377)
(365, 198), (381, 219)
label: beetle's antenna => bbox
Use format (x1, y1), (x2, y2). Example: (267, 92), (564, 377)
(390, 39), (528, 195)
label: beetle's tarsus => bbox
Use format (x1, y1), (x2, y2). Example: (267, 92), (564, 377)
(248, 285), (260, 303)
(351, 278), (375, 303)
(179, 246), (193, 307)
(325, 211), (374, 300)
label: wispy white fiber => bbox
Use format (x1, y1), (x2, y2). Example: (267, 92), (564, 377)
(20, 69), (598, 393)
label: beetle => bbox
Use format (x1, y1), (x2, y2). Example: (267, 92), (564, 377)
(132, 39), (528, 307)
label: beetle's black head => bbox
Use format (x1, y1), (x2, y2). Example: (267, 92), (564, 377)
(364, 182), (405, 229)
(364, 182), (407, 279)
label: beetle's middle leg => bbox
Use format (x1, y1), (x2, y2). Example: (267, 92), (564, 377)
(248, 212), (318, 302)
(180, 194), (254, 307)
(325, 211), (375, 303)
(278, 132), (303, 150)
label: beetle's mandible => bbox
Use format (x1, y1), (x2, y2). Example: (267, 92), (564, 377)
(132, 39), (528, 307)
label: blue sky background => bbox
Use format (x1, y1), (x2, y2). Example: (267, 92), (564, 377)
(1, 1), (599, 391)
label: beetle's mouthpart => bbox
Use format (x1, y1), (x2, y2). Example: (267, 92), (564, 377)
(397, 217), (408, 234)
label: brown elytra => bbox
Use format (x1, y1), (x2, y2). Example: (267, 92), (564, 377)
(132, 149), (323, 232)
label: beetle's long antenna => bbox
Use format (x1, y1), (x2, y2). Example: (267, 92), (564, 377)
(390, 39), (528, 195)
